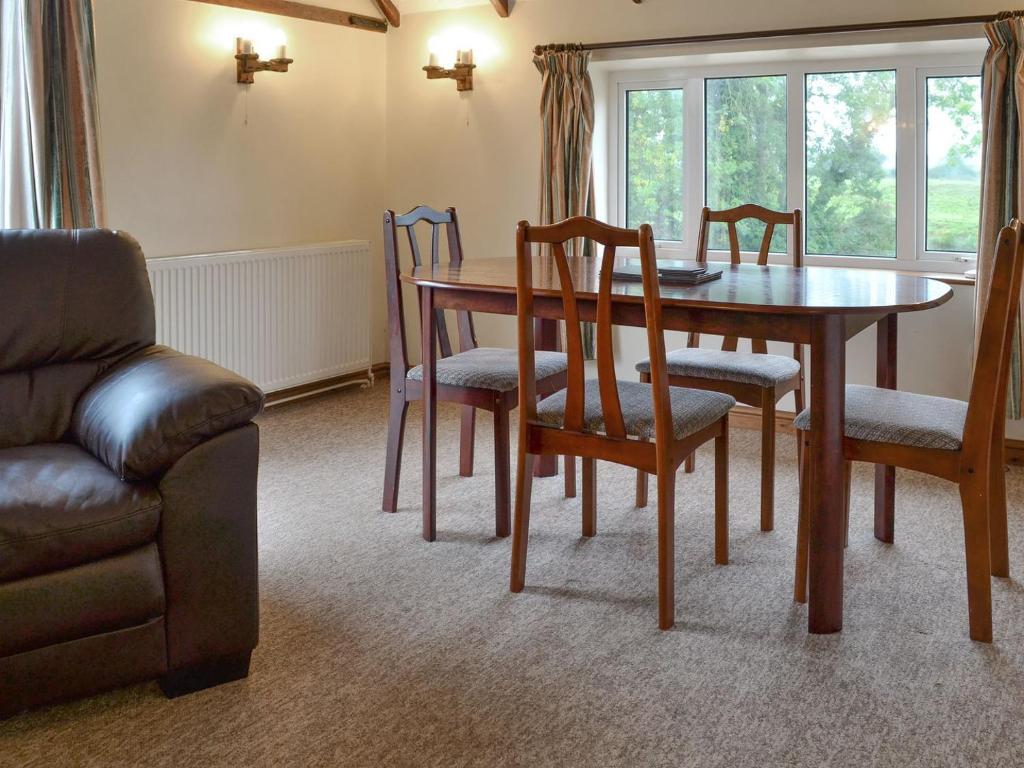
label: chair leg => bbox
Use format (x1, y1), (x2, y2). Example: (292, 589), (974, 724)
(960, 477), (994, 642)
(794, 376), (806, 485)
(494, 408), (511, 538)
(636, 371), (652, 506)
(564, 455), (577, 498)
(657, 466), (677, 630)
(843, 461), (852, 548)
(635, 466), (649, 509)
(510, 452), (537, 593)
(459, 405), (475, 477)
(990, 448), (1010, 579)
(382, 390), (409, 513)
(685, 452), (696, 474)
(715, 421), (729, 565)
(760, 390), (775, 532)
(874, 466), (896, 544)
(582, 457), (597, 537)
(794, 434), (810, 604)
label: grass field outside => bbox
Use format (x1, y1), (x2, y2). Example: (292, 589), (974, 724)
(808, 177), (979, 258)
(927, 178), (980, 254)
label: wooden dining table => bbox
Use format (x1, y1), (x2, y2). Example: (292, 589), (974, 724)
(403, 257), (953, 634)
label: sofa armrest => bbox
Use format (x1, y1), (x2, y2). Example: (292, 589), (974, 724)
(158, 423), (260, 684)
(72, 346), (265, 481)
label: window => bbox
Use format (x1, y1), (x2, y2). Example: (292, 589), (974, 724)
(705, 75), (788, 253)
(612, 46), (984, 271)
(805, 71), (897, 258)
(626, 88), (684, 241)
(925, 75), (982, 254)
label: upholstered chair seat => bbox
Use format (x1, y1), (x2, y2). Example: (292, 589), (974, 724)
(793, 384), (967, 451)
(635, 348), (801, 387)
(536, 380), (735, 441)
(407, 347), (568, 392)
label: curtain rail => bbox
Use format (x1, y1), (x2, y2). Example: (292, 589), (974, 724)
(534, 14), (1005, 56)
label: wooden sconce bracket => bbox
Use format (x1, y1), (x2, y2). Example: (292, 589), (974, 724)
(236, 53), (295, 84)
(423, 63), (476, 92)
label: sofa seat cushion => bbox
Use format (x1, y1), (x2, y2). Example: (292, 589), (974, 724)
(0, 544), (166, 657)
(0, 444), (161, 582)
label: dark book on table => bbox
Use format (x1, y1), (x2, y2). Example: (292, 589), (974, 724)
(612, 259), (724, 285)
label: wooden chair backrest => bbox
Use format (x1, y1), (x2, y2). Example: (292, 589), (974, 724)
(962, 220), (1024, 462)
(691, 204), (803, 356)
(383, 205), (477, 378)
(516, 217), (673, 446)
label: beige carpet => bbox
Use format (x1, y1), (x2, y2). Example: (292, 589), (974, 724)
(3, 382), (1024, 767)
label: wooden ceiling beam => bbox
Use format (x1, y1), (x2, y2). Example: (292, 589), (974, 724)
(373, 0), (400, 27)
(189, 0), (388, 33)
(490, 0), (511, 18)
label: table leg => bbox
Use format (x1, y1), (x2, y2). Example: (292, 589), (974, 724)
(874, 313), (897, 543)
(534, 317), (559, 478)
(808, 315), (846, 634)
(421, 286), (437, 542)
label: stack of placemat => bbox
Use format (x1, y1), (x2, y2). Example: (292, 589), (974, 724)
(612, 259), (724, 285)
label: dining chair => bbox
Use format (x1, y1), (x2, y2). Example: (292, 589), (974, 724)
(509, 216), (735, 630)
(382, 205), (569, 538)
(794, 220), (1024, 643)
(634, 204), (805, 533)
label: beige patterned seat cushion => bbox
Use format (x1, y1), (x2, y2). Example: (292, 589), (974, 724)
(635, 348), (801, 387)
(792, 384), (967, 450)
(535, 380), (735, 441)
(407, 347), (567, 393)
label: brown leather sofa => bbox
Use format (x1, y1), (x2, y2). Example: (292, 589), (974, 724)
(0, 229), (265, 718)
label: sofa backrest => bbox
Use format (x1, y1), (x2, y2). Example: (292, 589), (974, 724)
(0, 229), (156, 449)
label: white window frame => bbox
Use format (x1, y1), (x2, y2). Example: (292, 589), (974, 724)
(608, 48), (983, 274)
(916, 66), (985, 263)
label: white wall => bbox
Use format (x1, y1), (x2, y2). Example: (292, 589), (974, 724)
(92, 0), (389, 361)
(381, 0), (1015, 433)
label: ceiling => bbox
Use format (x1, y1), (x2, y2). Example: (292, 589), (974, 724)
(396, 0), (496, 11)
(312, 0), (498, 14)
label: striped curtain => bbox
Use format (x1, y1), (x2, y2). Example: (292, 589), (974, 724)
(535, 44), (596, 355)
(978, 14), (1024, 419)
(0, 0), (104, 229)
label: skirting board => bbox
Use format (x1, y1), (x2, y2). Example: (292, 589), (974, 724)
(265, 363), (388, 406)
(1006, 440), (1024, 466)
(729, 405), (797, 435)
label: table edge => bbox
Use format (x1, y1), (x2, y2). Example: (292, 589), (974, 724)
(401, 272), (956, 316)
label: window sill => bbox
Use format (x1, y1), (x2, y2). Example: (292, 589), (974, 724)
(895, 270), (975, 287)
(804, 264), (976, 287)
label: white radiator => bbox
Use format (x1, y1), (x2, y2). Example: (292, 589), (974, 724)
(146, 240), (374, 394)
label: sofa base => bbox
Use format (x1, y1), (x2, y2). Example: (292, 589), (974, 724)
(0, 617), (167, 720)
(158, 651), (252, 699)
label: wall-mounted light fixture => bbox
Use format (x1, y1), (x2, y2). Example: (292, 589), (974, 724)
(234, 37), (293, 84)
(423, 49), (475, 92)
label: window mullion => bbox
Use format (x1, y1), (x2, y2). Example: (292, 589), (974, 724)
(896, 65), (918, 263)
(683, 76), (704, 256)
(787, 67), (805, 264)
(614, 82), (626, 228)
